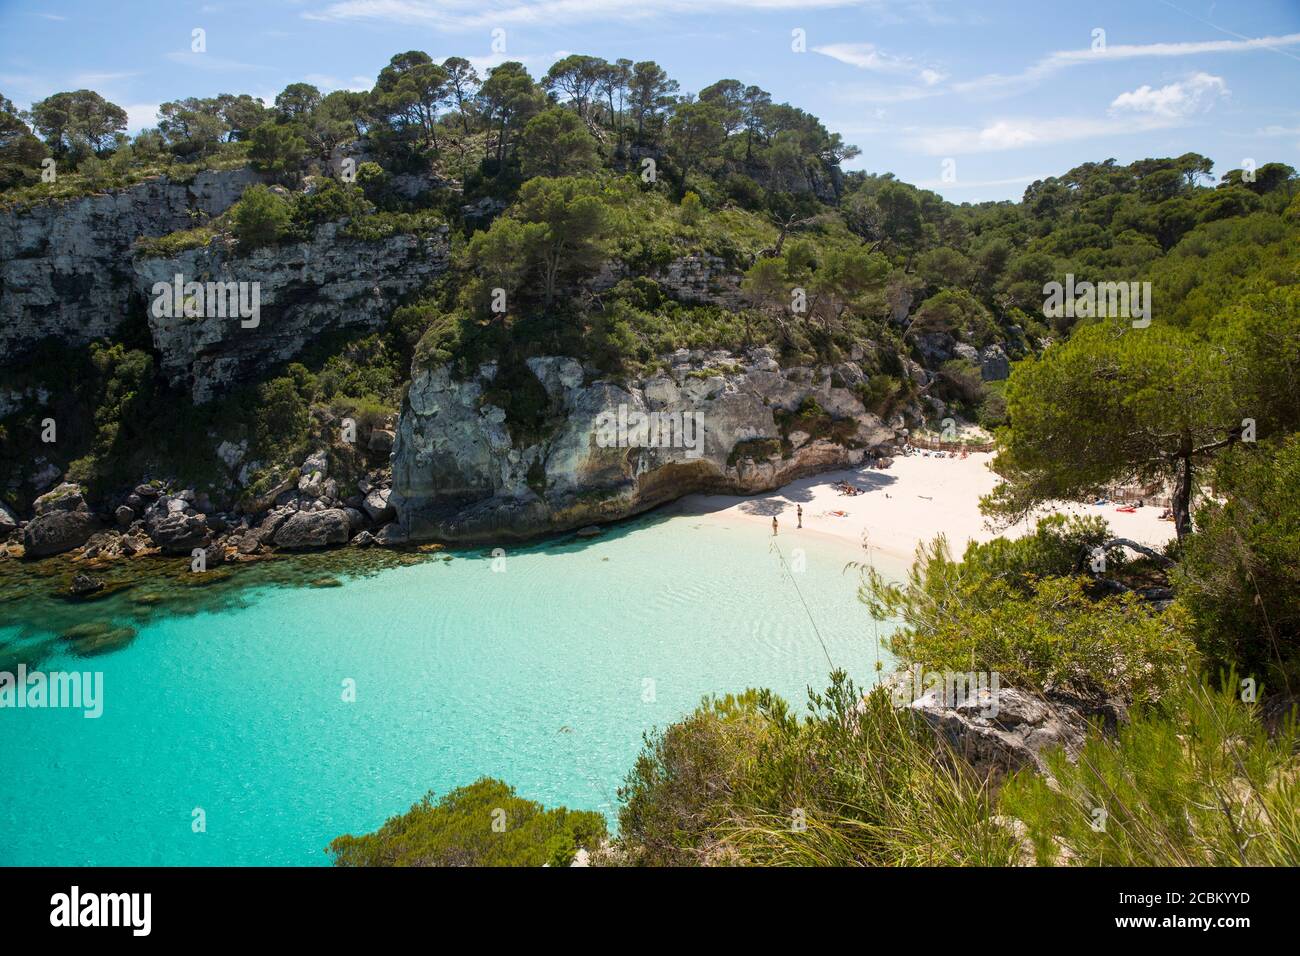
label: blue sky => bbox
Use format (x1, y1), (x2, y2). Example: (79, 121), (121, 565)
(2, 0), (1298, 202)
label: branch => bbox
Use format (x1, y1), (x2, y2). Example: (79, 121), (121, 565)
(1097, 538), (1175, 568)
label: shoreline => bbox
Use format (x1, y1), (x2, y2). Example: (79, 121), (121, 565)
(667, 452), (1177, 564)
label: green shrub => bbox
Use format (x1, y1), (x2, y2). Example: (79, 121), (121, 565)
(328, 777), (607, 867)
(1175, 436), (1300, 684)
(229, 183), (291, 252)
(861, 523), (1195, 704)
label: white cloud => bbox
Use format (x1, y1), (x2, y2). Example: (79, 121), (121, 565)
(1109, 73), (1227, 119)
(812, 41), (947, 91)
(812, 42), (911, 73)
(956, 32), (1300, 97)
(303, 0), (921, 31)
(906, 114), (1178, 155)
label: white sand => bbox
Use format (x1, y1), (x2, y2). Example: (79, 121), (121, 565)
(670, 452), (1177, 566)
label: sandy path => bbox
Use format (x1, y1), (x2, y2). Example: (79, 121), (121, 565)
(669, 452), (1176, 565)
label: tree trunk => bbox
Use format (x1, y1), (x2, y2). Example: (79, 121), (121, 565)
(1172, 453), (1194, 540)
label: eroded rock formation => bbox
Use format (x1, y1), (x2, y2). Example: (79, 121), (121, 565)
(390, 347), (899, 543)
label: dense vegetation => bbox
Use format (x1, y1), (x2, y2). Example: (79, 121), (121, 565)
(3, 52), (1295, 506)
(3, 53), (1299, 867)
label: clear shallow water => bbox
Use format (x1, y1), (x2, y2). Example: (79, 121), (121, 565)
(0, 512), (897, 866)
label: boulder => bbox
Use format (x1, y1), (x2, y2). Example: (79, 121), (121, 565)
(272, 508), (350, 549)
(114, 504), (135, 526)
(906, 685), (1087, 780)
(22, 509), (98, 557)
(980, 344), (1011, 381)
(301, 450), (329, 478)
(374, 523), (408, 547)
(361, 487), (395, 523)
(148, 512), (212, 554)
(342, 507), (367, 533)
(33, 482), (87, 515)
(0, 501), (17, 535)
(368, 428), (396, 454)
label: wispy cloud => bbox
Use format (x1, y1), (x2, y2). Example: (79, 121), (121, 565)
(164, 51), (271, 72)
(913, 172), (1047, 190)
(302, 0), (936, 31)
(955, 32), (1300, 97)
(74, 71), (142, 86)
(812, 41), (948, 97)
(905, 114), (1181, 156)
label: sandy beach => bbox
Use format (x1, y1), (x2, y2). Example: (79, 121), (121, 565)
(672, 452), (1177, 565)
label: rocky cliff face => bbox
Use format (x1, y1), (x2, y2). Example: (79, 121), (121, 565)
(0, 169), (259, 364)
(390, 347), (898, 544)
(133, 222), (451, 402)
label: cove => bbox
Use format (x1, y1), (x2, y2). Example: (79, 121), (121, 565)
(0, 511), (897, 866)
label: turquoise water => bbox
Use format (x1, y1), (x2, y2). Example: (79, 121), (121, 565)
(0, 512), (897, 866)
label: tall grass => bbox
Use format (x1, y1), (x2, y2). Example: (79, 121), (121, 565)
(723, 681), (1021, 866)
(1001, 677), (1300, 866)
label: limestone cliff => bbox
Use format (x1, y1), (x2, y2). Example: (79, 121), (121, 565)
(0, 169), (259, 363)
(390, 347), (899, 544)
(133, 222), (451, 402)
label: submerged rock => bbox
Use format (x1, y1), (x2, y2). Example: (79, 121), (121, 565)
(69, 572), (105, 596)
(60, 621), (138, 656)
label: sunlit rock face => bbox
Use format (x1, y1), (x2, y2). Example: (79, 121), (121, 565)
(391, 348), (898, 544)
(0, 169), (259, 364)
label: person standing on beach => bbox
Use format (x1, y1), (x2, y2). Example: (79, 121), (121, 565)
(796, 504), (802, 528)
(772, 516), (778, 535)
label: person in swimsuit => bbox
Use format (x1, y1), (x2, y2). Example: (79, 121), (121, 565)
(796, 505), (802, 528)
(772, 516), (778, 535)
